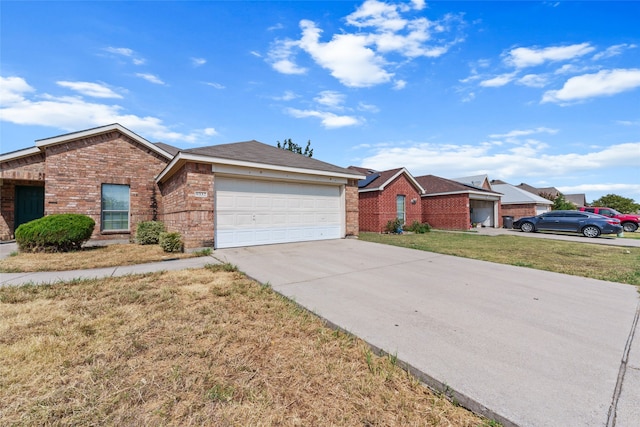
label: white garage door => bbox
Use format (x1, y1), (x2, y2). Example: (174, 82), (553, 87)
(215, 177), (343, 249)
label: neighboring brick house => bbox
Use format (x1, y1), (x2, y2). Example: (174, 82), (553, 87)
(490, 181), (552, 219)
(1, 124), (363, 249)
(415, 174), (502, 229)
(348, 166), (425, 232)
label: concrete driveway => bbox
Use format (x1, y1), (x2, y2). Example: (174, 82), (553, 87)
(215, 239), (640, 427)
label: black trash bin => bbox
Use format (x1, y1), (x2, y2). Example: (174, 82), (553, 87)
(502, 215), (514, 229)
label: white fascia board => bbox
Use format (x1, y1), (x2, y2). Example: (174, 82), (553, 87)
(156, 152), (364, 183)
(35, 123), (173, 160)
(212, 164), (348, 185)
(422, 190), (501, 199)
(0, 147), (42, 163)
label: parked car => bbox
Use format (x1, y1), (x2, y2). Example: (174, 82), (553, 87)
(578, 206), (639, 232)
(513, 210), (623, 238)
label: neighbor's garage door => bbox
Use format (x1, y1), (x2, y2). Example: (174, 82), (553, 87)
(215, 177), (343, 249)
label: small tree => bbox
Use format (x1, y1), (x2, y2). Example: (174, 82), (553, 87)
(277, 138), (313, 157)
(591, 194), (640, 213)
(551, 193), (575, 211)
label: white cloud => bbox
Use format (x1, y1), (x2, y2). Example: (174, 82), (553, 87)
(489, 127), (558, 141)
(558, 183), (640, 196)
(479, 72), (517, 87)
(518, 74), (548, 88)
(393, 79), (407, 90)
(358, 101), (380, 113)
(357, 139), (640, 181)
(136, 73), (166, 85)
(505, 43), (595, 68)
(204, 82), (225, 89)
(56, 81), (123, 99)
(286, 107), (361, 128)
(191, 57), (206, 67)
(542, 68), (640, 104)
(592, 43), (637, 61)
(202, 127), (218, 136)
(104, 46), (145, 65)
(267, 39), (307, 75)
(314, 91), (346, 109)
(267, 1), (464, 88)
(0, 76), (209, 144)
(272, 90), (298, 101)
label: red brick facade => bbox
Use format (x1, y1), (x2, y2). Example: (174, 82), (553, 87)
(1, 127), (360, 248)
(501, 204), (542, 220)
(359, 174), (422, 232)
(41, 131), (169, 242)
(160, 162), (215, 248)
(421, 194), (470, 230)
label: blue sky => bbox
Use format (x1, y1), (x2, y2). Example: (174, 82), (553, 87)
(1, 0), (639, 203)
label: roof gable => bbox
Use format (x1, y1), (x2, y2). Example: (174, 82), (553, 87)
(34, 123), (174, 160)
(416, 174), (501, 196)
(349, 166), (425, 194)
(158, 140), (363, 183)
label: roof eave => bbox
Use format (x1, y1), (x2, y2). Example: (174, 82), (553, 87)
(0, 146), (42, 163)
(156, 152), (364, 183)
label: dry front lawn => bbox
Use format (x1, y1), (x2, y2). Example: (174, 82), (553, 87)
(360, 231), (640, 286)
(0, 266), (486, 426)
(0, 244), (196, 273)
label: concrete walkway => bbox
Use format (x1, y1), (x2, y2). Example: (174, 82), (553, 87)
(215, 239), (640, 427)
(0, 255), (218, 287)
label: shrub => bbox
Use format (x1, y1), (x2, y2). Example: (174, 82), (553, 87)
(159, 232), (183, 253)
(136, 221), (165, 245)
(405, 220), (431, 234)
(384, 218), (403, 234)
(15, 214), (95, 253)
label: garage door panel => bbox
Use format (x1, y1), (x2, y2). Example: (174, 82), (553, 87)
(215, 177), (343, 248)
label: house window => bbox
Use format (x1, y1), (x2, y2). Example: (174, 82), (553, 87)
(396, 195), (406, 224)
(102, 184), (130, 231)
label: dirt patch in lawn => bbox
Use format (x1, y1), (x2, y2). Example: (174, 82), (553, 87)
(0, 267), (487, 426)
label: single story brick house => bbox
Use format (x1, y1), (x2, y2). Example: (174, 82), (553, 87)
(415, 174), (503, 229)
(490, 181), (552, 219)
(0, 124), (363, 249)
(347, 166), (425, 232)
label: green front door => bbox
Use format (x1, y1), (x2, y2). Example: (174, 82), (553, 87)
(15, 186), (45, 231)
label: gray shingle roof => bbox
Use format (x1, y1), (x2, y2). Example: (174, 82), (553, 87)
(183, 140), (360, 176)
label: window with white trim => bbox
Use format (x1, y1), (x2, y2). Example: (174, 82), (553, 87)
(101, 184), (130, 231)
(396, 195), (406, 224)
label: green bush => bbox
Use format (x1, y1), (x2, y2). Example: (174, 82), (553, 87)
(159, 232), (183, 253)
(405, 220), (431, 234)
(384, 218), (403, 234)
(136, 221), (165, 245)
(15, 214), (95, 253)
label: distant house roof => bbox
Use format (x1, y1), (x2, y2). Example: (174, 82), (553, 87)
(415, 174), (501, 198)
(452, 174), (492, 191)
(347, 166), (425, 193)
(491, 183), (553, 205)
(517, 183), (560, 198)
(158, 140), (364, 183)
(565, 193), (587, 207)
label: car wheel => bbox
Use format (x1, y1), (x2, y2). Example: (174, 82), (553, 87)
(520, 222), (535, 233)
(622, 222), (638, 232)
(582, 225), (601, 238)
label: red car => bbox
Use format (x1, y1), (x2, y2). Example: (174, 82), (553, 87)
(578, 207), (639, 232)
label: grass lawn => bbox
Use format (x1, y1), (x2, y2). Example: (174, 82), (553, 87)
(0, 265), (487, 426)
(359, 231), (640, 287)
(0, 244), (198, 273)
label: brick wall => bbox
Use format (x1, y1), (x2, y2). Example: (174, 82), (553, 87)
(159, 162), (214, 249)
(359, 174), (422, 232)
(422, 194), (470, 230)
(1, 153), (46, 239)
(345, 179), (359, 236)
(501, 204), (540, 220)
(43, 131), (169, 242)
